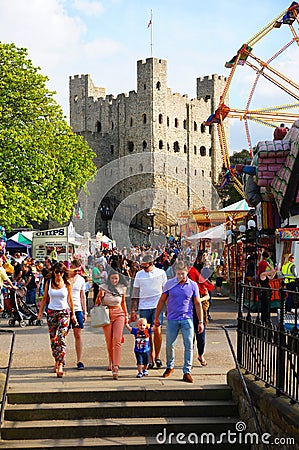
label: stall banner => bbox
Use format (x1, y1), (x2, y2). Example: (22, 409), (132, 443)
(276, 228), (299, 241)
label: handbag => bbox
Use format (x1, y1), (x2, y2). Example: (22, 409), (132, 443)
(90, 305), (110, 328)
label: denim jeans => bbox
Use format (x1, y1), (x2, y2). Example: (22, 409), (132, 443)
(166, 318), (194, 374)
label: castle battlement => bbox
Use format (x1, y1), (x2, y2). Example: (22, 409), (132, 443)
(197, 74), (227, 82)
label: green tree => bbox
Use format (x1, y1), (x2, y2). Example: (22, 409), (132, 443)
(0, 42), (97, 230)
(216, 149), (251, 207)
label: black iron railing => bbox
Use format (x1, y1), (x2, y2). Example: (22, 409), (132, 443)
(223, 325), (268, 450)
(0, 329), (15, 432)
(237, 282), (299, 403)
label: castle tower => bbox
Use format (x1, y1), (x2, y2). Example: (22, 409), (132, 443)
(69, 59), (227, 240)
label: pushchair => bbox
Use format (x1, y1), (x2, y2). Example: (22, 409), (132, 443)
(5, 287), (43, 327)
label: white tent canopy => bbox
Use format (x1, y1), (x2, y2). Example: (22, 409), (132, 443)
(184, 223), (226, 243)
(220, 199), (249, 211)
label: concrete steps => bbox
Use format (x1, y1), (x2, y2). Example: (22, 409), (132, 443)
(1, 385), (247, 448)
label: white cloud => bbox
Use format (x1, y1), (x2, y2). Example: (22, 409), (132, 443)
(72, 0), (105, 17)
(84, 38), (123, 58)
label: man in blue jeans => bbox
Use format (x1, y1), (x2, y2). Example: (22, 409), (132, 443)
(154, 260), (204, 383)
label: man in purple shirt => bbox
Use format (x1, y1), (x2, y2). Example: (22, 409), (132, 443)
(154, 260), (204, 383)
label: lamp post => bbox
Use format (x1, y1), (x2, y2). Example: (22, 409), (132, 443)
(147, 212), (155, 245)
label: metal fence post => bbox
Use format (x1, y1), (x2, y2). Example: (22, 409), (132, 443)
(276, 281), (286, 396)
(237, 282), (244, 365)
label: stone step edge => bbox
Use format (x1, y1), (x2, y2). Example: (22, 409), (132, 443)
(5, 399), (237, 411)
(7, 384), (231, 395)
(3, 415), (238, 430)
(0, 435), (251, 449)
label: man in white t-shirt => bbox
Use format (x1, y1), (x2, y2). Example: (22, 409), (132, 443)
(130, 254), (167, 369)
(70, 260), (87, 370)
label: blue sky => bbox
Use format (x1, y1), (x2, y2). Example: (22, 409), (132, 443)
(0, 0), (298, 152)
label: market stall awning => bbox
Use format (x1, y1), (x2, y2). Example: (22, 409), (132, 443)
(183, 223), (226, 243)
(10, 231), (32, 245)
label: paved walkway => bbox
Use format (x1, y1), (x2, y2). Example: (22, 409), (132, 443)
(0, 297), (239, 393)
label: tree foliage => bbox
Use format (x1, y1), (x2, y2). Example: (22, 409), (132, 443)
(216, 149), (251, 207)
(0, 42), (97, 230)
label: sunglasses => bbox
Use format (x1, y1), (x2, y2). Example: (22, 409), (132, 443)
(141, 263), (152, 268)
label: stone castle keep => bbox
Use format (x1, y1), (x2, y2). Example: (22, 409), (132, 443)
(70, 58), (229, 242)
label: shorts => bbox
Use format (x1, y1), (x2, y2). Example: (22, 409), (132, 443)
(135, 351), (149, 366)
(139, 308), (163, 326)
(215, 277), (223, 288)
(69, 310), (84, 329)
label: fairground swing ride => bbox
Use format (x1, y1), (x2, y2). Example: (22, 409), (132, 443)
(204, 1), (299, 197)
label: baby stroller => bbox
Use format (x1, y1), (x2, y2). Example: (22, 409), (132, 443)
(6, 287), (43, 328)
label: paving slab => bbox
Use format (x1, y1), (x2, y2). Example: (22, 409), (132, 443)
(0, 297), (239, 393)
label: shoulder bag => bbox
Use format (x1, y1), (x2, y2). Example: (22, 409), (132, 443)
(90, 304), (110, 328)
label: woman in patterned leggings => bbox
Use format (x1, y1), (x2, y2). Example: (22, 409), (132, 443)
(38, 262), (78, 377)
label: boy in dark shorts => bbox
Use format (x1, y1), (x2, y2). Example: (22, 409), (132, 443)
(126, 318), (155, 378)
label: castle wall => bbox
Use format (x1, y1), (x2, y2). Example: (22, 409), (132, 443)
(69, 58), (228, 237)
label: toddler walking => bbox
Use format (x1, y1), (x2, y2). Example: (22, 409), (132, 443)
(126, 318), (155, 378)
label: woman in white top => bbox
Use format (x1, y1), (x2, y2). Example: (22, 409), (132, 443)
(70, 259), (87, 370)
(96, 270), (128, 380)
(38, 262), (77, 378)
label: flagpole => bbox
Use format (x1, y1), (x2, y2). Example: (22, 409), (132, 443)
(150, 9), (153, 57)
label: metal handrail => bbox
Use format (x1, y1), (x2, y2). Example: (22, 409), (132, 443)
(0, 329), (15, 434)
(222, 325), (268, 450)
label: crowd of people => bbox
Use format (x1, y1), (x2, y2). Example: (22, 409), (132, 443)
(0, 237), (223, 383)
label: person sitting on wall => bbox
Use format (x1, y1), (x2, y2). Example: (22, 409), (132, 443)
(273, 123), (288, 140)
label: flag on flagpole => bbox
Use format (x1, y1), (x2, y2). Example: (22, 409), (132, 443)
(147, 19), (152, 28)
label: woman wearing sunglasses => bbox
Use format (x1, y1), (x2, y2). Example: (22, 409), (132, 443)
(95, 270), (128, 380)
(38, 261), (78, 377)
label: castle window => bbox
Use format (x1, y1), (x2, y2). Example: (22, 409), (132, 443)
(173, 141), (180, 152)
(74, 95), (78, 102)
(194, 169), (197, 175)
(184, 144), (187, 153)
(175, 118), (179, 128)
(209, 147), (212, 157)
(129, 167), (133, 174)
(128, 141), (134, 152)
(159, 114), (163, 124)
(202, 190), (205, 197)
(185, 168), (187, 174)
(159, 140), (163, 149)
(143, 140), (147, 150)
(176, 188), (179, 195)
(156, 81), (161, 90)
(111, 121), (114, 130)
(96, 121), (102, 132)
(144, 84), (146, 90)
(194, 145), (197, 155)
(183, 120), (186, 129)
(200, 146), (206, 156)
(202, 170), (204, 177)
(130, 117), (133, 127)
(167, 116), (169, 127)
(209, 125), (212, 135)
(209, 171), (212, 177)
(110, 145), (114, 155)
(139, 164), (143, 172)
(175, 167), (178, 174)
(201, 124), (206, 133)
(194, 121), (197, 131)
(167, 143), (170, 151)
(142, 113), (147, 124)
